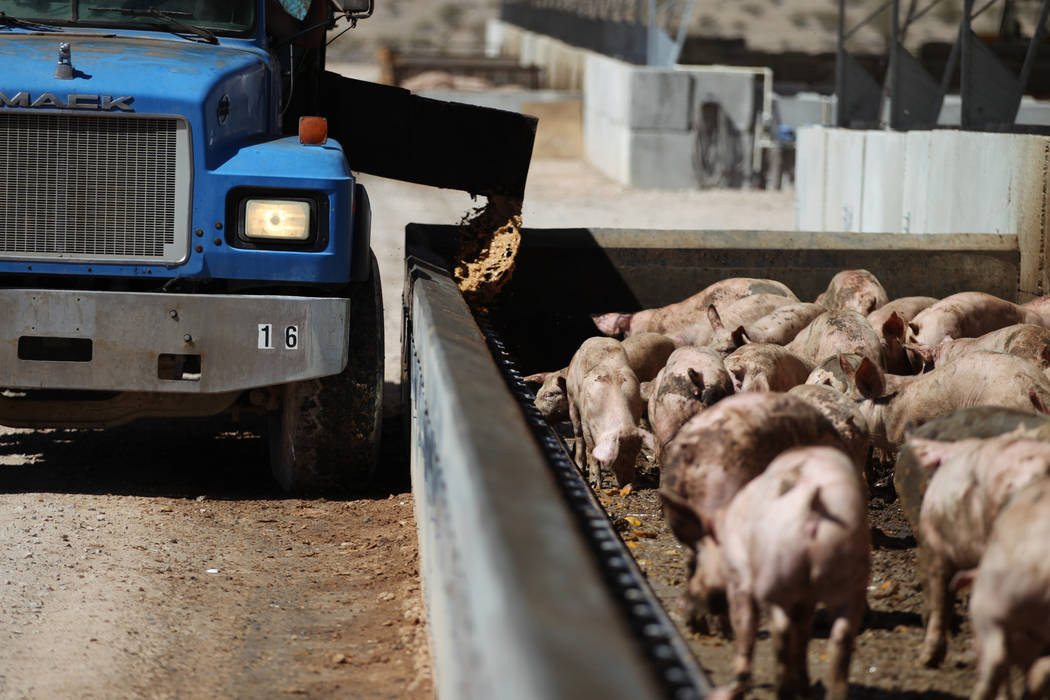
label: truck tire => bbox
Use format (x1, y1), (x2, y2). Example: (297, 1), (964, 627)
(269, 252), (384, 494)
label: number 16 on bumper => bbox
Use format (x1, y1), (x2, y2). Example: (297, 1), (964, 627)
(258, 324), (299, 350)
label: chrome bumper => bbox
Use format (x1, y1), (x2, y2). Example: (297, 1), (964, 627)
(0, 289), (350, 394)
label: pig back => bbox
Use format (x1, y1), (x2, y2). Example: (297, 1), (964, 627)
(894, 406), (1050, 530)
(788, 384), (871, 470)
(646, 277), (797, 336)
(786, 310), (882, 367)
(662, 393), (849, 531)
(620, 332), (676, 382)
(742, 302), (825, 345)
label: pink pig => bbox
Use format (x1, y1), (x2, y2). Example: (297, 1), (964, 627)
(563, 337), (654, 487)
(647, 346), (733, 460)
(816, 269), (889, 315)
(712, 447), (870, 700)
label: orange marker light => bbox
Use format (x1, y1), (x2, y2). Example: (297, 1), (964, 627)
(299, 116), (328, 145)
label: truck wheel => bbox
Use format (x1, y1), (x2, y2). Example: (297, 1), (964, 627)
(269, 252), (384, 494)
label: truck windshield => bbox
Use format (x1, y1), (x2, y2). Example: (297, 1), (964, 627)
(0, 1), (255, 35)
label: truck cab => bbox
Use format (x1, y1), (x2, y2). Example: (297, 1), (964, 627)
(0, 0), (382, 492)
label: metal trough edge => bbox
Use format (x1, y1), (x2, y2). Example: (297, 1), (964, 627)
(404, 247), (683, 699)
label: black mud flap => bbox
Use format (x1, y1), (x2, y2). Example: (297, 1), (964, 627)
(320, 71), (537, 200)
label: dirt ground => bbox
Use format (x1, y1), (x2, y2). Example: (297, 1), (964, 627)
(596, 451), (983, 699)
(0, 417), (432, 699)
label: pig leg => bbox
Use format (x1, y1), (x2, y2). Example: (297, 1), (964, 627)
(920, 553), (953, 668)
(771, 603), (813, 699)
(726, 585), (758, 699)
(569, 399), (584, 468)
(971, 625), (1011, 700)
(825, 600), (864, 700)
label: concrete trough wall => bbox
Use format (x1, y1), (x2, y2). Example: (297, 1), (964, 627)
(796, 127), (1050, 299)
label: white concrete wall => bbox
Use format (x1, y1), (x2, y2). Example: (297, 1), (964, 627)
(796, 126), (1050, 299)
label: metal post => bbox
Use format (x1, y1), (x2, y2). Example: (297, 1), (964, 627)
(836, 0), (847, 126)
(647, 0), (658, 65)
(961, 0), (974, 128)
(1018, 0), (1050, 97)
(890, 0), (902, 128)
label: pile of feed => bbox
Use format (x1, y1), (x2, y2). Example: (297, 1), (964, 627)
(453, 194), (522, 309)
(526, 270), (1050, 699)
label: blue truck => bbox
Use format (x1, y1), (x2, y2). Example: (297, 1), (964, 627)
(0, 0), (536, 492)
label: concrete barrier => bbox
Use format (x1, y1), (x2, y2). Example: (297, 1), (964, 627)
(860, 131), (906, 234)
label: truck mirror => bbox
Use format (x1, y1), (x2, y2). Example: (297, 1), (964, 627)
(342, 0), (373, 14)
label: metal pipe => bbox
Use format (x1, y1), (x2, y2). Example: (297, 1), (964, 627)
(1017, 0), (1050, 98)
(837, 0), (847, 126)
(890, 0), (902, 129)
(961, 0), (975, 128)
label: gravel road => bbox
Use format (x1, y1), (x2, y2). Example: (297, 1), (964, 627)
(0, 420), (430, 699)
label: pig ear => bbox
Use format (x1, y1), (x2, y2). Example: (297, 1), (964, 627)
(852, 357), (886, 399)
(556, 373), (567, 396)
(1030, 389), (1050, 415)
(638, 429), (656, 452)
(731, 326), (750, 347)
(882, 312), (907, 342)
(659, 488), (705, 545)
(903, 342), (935, 368)
(687, 368), (706, 398)
(523, 372), (549, 385)
(706, 305), (725, 333)
(907, 437), (947, 471)
(815, 291), (826, 305)
(592, 312), (630, 337)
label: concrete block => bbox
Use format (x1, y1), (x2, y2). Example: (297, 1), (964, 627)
(627, 129), (699, 189)
(584, 109), (630, 185)
(627, 69), (693, 130)
(900, 130), (933, 234)
(921, 131), (1012, 235)
(795, 126), (827, 231)
(861, 131), (907, 233)
(774, 92), (834, 131)
(823, 128), (866, 232)
(688, 69), (754, 134)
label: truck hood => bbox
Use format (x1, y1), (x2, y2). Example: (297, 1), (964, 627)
(0, 33), (274, 162)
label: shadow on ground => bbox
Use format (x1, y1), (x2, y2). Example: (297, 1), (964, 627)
(0, 382), (410, 500)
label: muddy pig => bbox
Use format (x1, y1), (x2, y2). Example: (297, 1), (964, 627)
(905, 323), (1050, 374)
(524, 332), (675, 423)
(894, 406), (1050, 532)
(648, 346), (733, 460)
(723, 343), (812, 393)
(912, 434), (1050, 668)
(659, 393), (848, 628)
(905, 293), (1043, 365)
(675, 294), (798, 349)
(788, 384), (871, 472)
(786, 310), (883, 368)
(735, 302), (825, 346)
(816, 269), (889, 315)
(592, 277), (796, 339)
(563, 337), (654, 487)
(805, 353), (864, 394)
(869, 296), (938, 373)
(839, 351), (1050, 452)
(964, 479), (1050, 700)
(714, 447), (869, 700)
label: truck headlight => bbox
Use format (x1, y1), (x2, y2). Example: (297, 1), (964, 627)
(244, 200), (311, 241)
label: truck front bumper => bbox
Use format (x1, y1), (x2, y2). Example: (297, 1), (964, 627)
(0, 289), (350, 394)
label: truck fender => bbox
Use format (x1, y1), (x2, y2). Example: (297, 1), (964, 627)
(351, 182), (372, 282)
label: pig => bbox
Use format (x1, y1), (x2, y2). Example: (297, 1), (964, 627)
(785, 309), (883, 368)
(523, 368), (569, 422)
(816, 269), (889, 315)
(592, 278), (797, 340)
(734, 302), (825, 346)
(676, 294), (799, 349)
(965, 479), (1050, 700)
(905, 292), (1043, 356)
(912, 434), (1050, 668)
(647, 346), (733, 461)
(723, 343), (812, 393)
(894, 406), (1050, 531)
(788, 384), (871, 472)
(868, 296), (938, 373)
(524, 332), (675, 423)
(905, 323), (1050, 374)
(839, 351), (1050, 452)
(562, 337), (654, 487)
(715, 447), (869, 700)
(659, 393), (849, 628)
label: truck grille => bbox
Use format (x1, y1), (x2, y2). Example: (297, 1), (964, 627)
(0, 113), (190, 264)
